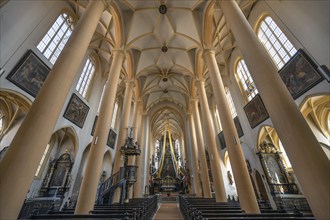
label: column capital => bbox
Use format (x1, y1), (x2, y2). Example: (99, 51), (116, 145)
(112, 49), (126, 58)
(190, 98), (199, 104)
(125, 79), (135, 86)
(203, 49), (216, 58)
(195, 79), (205, 87)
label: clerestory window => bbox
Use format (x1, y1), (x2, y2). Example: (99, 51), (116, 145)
(236, 59), (258, 101)
(257, 16), (297, 69)
(76, 56), (95, 98)
(37, 13), (74, 64)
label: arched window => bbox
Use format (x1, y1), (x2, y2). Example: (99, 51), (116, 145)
(110, 101), (119, 129)
(76, 55), (96, 98)
(225, 87), (237, 118)
(98, 84), (106, 113)
(37, 13), (74, 64)
(175, 139), (181, 166)
(257, 16), (297, 69)
(278, 140), (292, 168)
(215, 105), (223, 131)
(236, 59), (258, 101)
(35, 144), (51, 178)
(155, 140), (160, 169)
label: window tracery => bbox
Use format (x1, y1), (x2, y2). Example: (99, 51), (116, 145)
(37, 12), (75, 64)
(76, 55), (96, 98)
(236, 59), (258, 101)
(257, 16), (297, 69)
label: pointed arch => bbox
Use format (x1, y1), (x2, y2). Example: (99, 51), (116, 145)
(203, 1), (215, 48)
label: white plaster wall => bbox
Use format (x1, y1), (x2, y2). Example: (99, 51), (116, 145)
(0, 1), (62, 68)
(0, 114), (24, 150)
(249, 0), (330, 67)
(0, 0), (115, 203)
(221, 0), (329, 206)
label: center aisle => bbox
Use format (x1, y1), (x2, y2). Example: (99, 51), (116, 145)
(153, 203), (183, 220)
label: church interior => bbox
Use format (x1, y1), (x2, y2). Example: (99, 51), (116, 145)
(0, 0), (329, 219)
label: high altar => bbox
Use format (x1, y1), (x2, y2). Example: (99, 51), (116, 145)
(149, 122), (188, 194)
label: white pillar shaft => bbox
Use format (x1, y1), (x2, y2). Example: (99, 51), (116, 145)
(191, 100), (212, 197)
(134, 114), (146, 198)
(75, 50), (125, 214)
(220, 1), (329, 218)
(204, 51), (259, 213)
(188, 113), (203, 196)
(113, 81), (134, 172)
(0, 1), (106, 219)
(196, 80), (227, 202)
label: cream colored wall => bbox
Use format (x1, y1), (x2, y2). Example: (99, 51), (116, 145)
(0, 0), (115, 203)
(0, 115), (24, 150)
(250, 0), (330, 67)
(223, 0), (329, 206)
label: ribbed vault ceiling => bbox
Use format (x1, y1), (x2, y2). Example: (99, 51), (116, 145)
(68, 0), (256, 141)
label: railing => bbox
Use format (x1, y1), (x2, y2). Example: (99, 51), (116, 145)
(269, 183), (299, 195)
(98, 167), (125, 197)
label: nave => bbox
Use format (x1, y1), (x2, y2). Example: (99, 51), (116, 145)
(0, 0), (329, 220)
(22, 194), (316, 220)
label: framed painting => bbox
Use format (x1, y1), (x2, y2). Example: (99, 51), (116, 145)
(218, 131), (226, 150)
(234, 116), (244, 138)
(6, 50), (50, 97)
(63, 94), (89, 128)
(244, 94), (269, 129)
(278, 49), (324, 99)
(107, 128), (117, 149)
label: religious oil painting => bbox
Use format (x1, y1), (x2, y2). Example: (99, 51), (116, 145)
(107, 128), (117, 149)
(218, 117), (243, 150)
(278, 49), (323, 99)
(244, 94), (269, 129)
(63, 93), (89, 128)
(218, 131), (226, 150)
(234, 116), (244, 138)
(6, 50), (50, 97)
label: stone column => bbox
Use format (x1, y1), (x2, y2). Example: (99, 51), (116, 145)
(0, 1), (106, 219)
(183, 129), (193, 194)
(128, 99), (141, 199)
(141, 117), (149, 194)
(112, 80), (135, 172)
(188, 113), (203, 196)
(195, 80), (227, 202)
(204, 50), (259, 213)
(132, 100), (141, 145)
(75, 50), (125, 214)
(134, 113), (147, 198)
(111, 80), (134, 203)
(209, 98), (221, 134)
(220, 1), (329, 218)
(191, 99), (212, 197)
(145, 132), (154, 194)
(180, 136), (186, 162)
